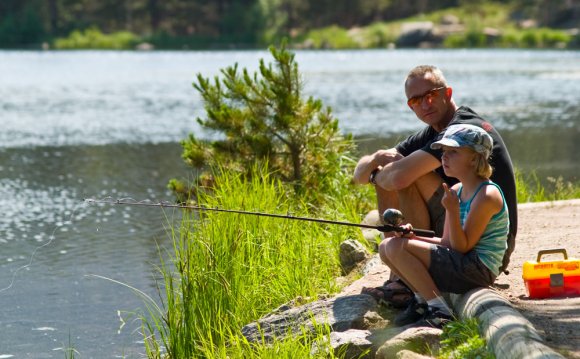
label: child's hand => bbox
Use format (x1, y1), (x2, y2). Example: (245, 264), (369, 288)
(441, 183), (459, 213)
(396, 223), (415, 238)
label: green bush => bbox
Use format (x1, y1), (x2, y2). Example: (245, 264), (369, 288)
(444, 30), (488, 48)
(54, 27), (140, 49)
(173, 43), (357, 205)
(301, 25), (360, 49)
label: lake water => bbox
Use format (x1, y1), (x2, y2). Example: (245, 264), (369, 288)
(0, 49), (579, 357)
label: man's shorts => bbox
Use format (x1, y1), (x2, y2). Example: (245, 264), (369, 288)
(426, 185), (446, 237)
(428, 245), (495, 294)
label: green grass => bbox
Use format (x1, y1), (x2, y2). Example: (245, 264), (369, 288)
(516, 169), (580, 203)
(140, 164), (367, 358)
(136, 163), (579, 357)
(439, 318), (494, 359)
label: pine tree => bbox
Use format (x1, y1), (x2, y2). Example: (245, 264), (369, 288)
(171, 42), (355, 203)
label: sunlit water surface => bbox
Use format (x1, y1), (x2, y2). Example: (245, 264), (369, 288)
(0, 49), (579, 357)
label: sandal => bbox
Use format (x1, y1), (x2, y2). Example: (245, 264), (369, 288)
(361, 279), (413, 308)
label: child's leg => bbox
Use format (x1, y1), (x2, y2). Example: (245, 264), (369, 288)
(379, 237), (441, 301)
(380, 236), (453, 328)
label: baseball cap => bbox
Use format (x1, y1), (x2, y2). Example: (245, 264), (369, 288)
(430, 124), (493, 158)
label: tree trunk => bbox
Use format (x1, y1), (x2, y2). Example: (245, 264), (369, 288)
(148, 0), (159, 32)
(48, 0), (58, 34)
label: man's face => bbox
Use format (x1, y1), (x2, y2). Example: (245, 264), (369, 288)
(405, 74), (451, 128)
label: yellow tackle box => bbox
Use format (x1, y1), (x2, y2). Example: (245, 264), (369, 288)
(522, 249), (580, 299)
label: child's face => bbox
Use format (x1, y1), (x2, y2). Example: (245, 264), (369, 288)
(441, 146), (476, 178)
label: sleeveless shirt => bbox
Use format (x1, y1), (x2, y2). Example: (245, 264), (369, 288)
(457, 181), (509, 276)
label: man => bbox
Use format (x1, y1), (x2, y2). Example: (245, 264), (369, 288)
(354, 65), (518, 324)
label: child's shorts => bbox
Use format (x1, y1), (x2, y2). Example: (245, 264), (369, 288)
(428, 245), (495, 294)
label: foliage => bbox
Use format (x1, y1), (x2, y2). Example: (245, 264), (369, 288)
(439, 318), (495, 359)
(1, 0), (578, 49)
(173, 43), (356, 205)
(53, 27), (140, 49)
(299, 26), (360, 49)
(144, 164), (366, 357)
(516, 169), (580, 203)
(0, 0), (46, 47)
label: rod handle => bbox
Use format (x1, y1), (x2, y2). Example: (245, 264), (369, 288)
(376, 225), (435, 238)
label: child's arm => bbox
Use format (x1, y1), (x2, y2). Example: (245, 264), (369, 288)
(442, 183), (503, 253)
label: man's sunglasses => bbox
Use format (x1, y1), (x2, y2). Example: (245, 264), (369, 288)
(407, 87), (446, 108)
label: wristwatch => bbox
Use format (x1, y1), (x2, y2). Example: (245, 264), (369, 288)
(369, 168), (380, 185)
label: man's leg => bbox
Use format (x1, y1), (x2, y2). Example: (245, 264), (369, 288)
(397, 171), (443, 231)
(365, 172), (444, 304)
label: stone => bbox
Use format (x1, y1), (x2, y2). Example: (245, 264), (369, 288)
(396, 349), (435, 359)
(375, 326), (443, 359)
(311, 329), (373, 358)
(396, 22), (436, 47)
(241, 294), (381, 343)
(340, 239), (370, 274)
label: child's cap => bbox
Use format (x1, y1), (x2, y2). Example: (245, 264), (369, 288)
(431, 124), (493, 158)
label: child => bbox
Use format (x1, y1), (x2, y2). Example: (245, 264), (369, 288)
(378, 124), (509, 328)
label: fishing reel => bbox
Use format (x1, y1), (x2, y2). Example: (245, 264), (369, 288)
(380, 208), (434, 237)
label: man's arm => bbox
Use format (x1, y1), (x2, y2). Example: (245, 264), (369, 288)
(353, 148), (403, 185)
(374, 150), (441, 191)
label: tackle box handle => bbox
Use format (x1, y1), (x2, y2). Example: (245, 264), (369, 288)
(537, 248), (568, 263)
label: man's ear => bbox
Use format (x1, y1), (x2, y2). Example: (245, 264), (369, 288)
(445, 87), (453, 99)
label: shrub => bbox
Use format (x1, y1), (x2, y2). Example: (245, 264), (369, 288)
(54, 27), (140, 49)
(301, 25), (360, 49)
(172, 42), (357, 206)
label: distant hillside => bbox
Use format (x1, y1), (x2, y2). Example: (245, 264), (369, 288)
(1, 0), (578, 49)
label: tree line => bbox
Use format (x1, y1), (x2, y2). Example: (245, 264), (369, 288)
(0, 0), (576, 48)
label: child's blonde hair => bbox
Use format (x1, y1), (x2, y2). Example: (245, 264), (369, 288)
(473, 151), (493, 178)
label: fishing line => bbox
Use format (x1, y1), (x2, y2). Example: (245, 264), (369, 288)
(84, 197), (436, 237)
(0, 200), (88, 294)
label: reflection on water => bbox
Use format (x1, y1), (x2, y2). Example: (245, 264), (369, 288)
(0, 143), (187, 357)
(0, 49), (579, 357)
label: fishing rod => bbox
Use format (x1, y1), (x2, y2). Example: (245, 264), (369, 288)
(84, 198), (435, 237)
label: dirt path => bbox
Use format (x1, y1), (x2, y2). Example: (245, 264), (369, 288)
(494, 199), (580, 358)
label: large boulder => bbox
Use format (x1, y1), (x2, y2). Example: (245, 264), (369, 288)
(241, 294), (383, 343)
(396, 22), (436, 47)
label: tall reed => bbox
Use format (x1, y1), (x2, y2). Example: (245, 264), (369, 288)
(143, 164), (364, 358)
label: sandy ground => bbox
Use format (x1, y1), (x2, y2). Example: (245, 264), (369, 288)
(493, 199), (580, 358)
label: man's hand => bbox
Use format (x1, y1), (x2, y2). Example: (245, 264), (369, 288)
(353, 148), (403, 185)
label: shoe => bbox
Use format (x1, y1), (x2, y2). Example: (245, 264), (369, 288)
(361, 279), (413, 309)
(394, 297), (428, 326)
(414, 307), (453, 329)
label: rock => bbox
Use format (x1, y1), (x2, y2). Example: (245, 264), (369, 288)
(375, 326), (443, 359)
(340, 239), (370, 274)
(311, 329), (374, 358)
(337, 254), (390, 297)
(361, 209), (382, 246)
(241, 294), (381, 343)
(396, 349), (435, 359)
(135, 42), (154, 51)
(440, 14), (460, 25)
(396, 22), (436, 47)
